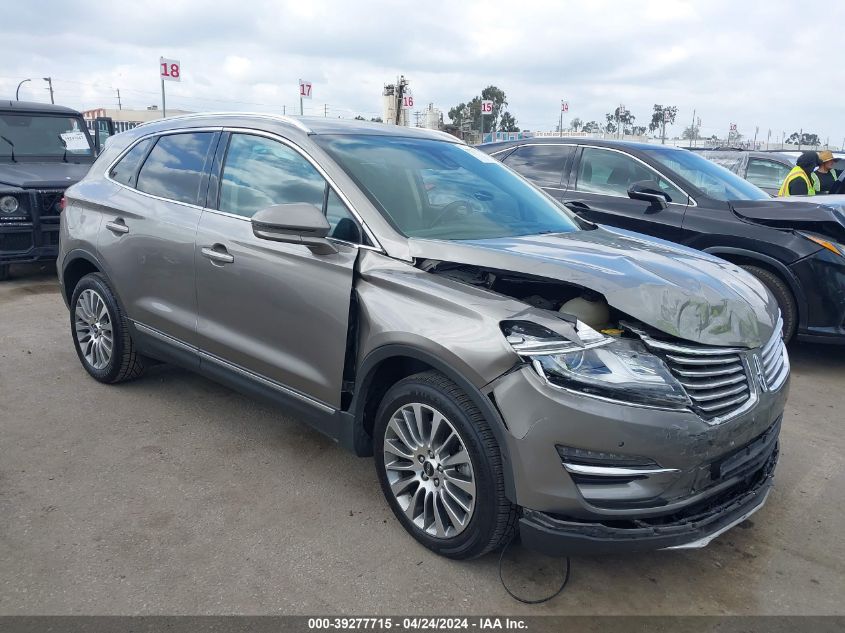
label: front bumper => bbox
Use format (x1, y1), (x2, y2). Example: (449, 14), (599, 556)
(519, 439), (777, 555)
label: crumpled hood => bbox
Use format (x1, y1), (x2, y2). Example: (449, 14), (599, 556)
(409, 226), (778, 348)
(0, 161), (91, 189)
(732, 199), (845, 242)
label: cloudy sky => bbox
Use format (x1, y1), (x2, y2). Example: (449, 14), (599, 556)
(2, 0), (842, 145)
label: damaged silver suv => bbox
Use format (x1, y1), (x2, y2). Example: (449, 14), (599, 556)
(59, 115), (789, 559)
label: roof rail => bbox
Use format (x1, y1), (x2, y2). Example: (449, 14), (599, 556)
(135, 112), (312, 133)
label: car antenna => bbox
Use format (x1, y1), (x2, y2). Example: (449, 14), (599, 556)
(0, 135), (16, 162)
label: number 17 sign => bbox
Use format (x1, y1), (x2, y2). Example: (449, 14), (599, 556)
(299, 79), (313, 99)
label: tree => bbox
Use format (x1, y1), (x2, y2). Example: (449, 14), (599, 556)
(605, 106), (636, 135)
(682, 124), (700, 140)
(570, 117), (583, 132)
(448, 85), (511, 135)
(649, 104), (678, 133)
(786, 131), (820, 146)
(499, 111), (519, 132)
(582, 120), (600, 133)
(354, 115), (366, 121)
(370, 116), (383, 123)
(631, 125), (647, 136)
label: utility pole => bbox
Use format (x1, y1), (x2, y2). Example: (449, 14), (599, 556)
(559, 101), (563, 138)
(753, 126), (759, 149)
(116, 89), (122, 110)
(766, 129), (771, 150)
(324, 103), (328, 117)
(43, 77), (54, 104)
(798, 127), (803, 151)
(690, 109), (696, 147)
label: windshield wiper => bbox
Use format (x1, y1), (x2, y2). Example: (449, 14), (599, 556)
(57, 135), (68, 162)
(0, 135), (16, 162)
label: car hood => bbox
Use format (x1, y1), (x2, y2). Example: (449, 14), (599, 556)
(0, 161), (92, 189)
(409, 226), (778, 348)
(732, 198), (845, 241)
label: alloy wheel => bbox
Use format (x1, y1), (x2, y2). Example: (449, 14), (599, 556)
(382, 402), (477, 538)
(74, 289), (114, 370)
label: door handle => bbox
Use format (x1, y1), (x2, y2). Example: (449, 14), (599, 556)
(564, 200), (592, 212)
(201, 245), (234, 264)
(105, 219), (129, 234)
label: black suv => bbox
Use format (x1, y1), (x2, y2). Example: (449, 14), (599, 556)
(0, 101), (112, 280)
(481, 138), (845, 343)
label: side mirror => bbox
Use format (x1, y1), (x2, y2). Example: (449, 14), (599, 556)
(93, 116), (115, 154)
(251, 203), (337, 255)
(627, 180), (669, 210)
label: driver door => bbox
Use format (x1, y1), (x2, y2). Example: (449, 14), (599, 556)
(561, 146), (689, 242)
(194, 131), (362, 409)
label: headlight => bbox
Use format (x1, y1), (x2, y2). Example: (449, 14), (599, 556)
(798, 231), (845, 257)
(0, 195), (19, 214)
(502, 320), (690, 409)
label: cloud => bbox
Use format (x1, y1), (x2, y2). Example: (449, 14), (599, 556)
(0, 0), (842, 143)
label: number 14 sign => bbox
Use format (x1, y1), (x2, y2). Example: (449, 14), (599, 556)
(160, 58), (181, 82)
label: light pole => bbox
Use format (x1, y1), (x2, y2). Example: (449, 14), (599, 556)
(43, 77), (54, 104)
(16, 79), (31, 100)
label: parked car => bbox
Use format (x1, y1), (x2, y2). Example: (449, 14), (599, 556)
(694, 149), (845, 196)
(60, 115), (788, 559)
(0, 100), (113, 280)
(481, 138), (845, 343)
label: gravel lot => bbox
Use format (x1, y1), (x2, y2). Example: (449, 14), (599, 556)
(1, 264), (843, 615)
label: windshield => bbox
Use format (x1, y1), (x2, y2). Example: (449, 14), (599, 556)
(0, 114), (94, 159)
(314, 134), (580, 240)
(648, 148), (769, 201)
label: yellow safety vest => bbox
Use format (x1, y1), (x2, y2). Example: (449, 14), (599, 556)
(778, 166), (815, 197)
(811, 169), (839, 193)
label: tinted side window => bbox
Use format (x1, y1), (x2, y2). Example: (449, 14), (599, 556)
(503, 145), (573, 188)
(136, 133), (216, 205)
(575, 147), (686, 203)
(219, 134), (326, 219)
(108, 138), (152, 187)
(746, 158), (791, 191)
(325, 189), (361, 243)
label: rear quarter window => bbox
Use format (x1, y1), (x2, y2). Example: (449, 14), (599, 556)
(108, 138), (153, 187)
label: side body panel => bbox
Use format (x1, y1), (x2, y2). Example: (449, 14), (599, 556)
(194, 210), (358, 408)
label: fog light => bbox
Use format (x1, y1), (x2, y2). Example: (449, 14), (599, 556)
(555, 445), (659, 468)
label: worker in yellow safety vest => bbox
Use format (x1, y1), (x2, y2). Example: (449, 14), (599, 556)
(777, 151), (820, 197)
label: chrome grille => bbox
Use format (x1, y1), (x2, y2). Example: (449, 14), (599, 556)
(659, 346), (750, 418)
(760, 317), (789, 391)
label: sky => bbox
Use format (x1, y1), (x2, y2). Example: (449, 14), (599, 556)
(1, 0), (843, 145)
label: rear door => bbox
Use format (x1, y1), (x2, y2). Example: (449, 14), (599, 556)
(499, 144), (575, 200)
(194, 131), (362, 408)
(98, 130), (219, 347)
(560, 146), (689, 242)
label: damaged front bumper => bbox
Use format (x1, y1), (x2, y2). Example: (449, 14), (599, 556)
(519, 440), (777, 555)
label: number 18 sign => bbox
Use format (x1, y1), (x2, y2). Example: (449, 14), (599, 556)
(160, 58), (181, 82)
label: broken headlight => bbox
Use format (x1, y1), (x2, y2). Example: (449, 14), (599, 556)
(502, 320), (690, 409)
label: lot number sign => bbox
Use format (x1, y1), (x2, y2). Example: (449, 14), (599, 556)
(160, 58), (181, 82)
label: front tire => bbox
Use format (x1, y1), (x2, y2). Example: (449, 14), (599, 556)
(374, 371), (518, 559)
(70, 272), (144, 383)
(740, 265), (797, 342)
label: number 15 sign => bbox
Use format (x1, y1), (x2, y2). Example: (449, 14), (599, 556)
(160, 58), (181, 82)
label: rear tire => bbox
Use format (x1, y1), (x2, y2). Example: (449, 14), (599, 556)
(374, 370), (518, 560)
(740, 265), (797, 342)
(70, 272), (145, 383)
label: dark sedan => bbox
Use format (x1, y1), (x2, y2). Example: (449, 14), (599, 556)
(480, 138), (845, 343)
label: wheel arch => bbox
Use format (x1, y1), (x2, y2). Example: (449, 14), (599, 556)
(349, 344), (516, 501)
(61, 249), (105, 307)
